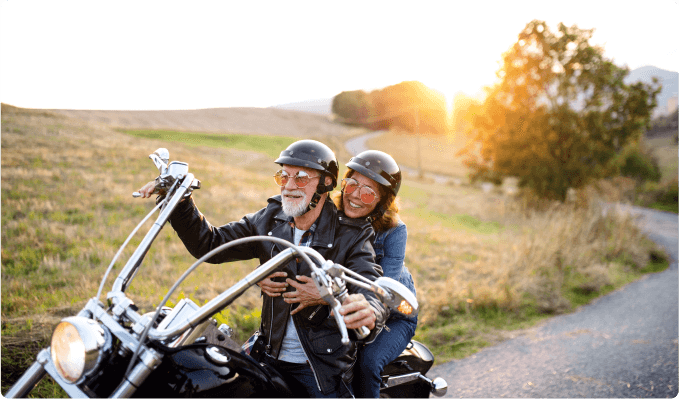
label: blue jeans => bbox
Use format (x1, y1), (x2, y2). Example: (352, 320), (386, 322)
(352, 317), (417, 398)
(262, 355), (346, 398)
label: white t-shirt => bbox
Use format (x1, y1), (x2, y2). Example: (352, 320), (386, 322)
(277, 227), (310, 364)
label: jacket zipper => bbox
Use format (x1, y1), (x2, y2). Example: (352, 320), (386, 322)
(267, 296), (273, 352)
(292, 312), (323, 392)
(268, 244), (276, 352)
(308, 305), (322, 320)
(269, 224), (322, 392)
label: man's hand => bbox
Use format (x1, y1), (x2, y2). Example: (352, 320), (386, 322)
(138, 181), (157, 199)
(284, 275), (327, 315)
(257, 271), (288, 297)
(339, 294), (377, 330)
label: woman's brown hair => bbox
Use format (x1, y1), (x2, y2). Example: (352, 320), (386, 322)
(332, 169), (401, 232)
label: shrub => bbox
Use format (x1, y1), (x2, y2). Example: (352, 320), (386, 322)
(619, 145), (662, 182)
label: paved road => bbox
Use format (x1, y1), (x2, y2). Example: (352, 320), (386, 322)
(345, 133), (678, 398)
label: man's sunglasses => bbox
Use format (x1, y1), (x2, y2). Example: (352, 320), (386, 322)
(341, 178), (378, 204)
(273, 170), (320, 188)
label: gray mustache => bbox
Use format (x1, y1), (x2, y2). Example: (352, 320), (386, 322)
(282, 190), (305, 197)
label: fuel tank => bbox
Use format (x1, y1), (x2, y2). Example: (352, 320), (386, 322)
(135, 344), (292, 398)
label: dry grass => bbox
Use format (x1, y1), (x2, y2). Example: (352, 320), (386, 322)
(1, 107), (273, 335)
(394, 178), (657, 326)
(366, 129), (471, 179)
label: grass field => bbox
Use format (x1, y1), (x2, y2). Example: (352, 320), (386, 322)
(122, 129), (298, 160)
(1, 105), (670, 396)
(366, 129), (470, 179)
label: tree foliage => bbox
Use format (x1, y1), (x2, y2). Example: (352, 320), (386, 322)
(460, 20), (661, 201)
(332, 81), (448, 134)
(331, 90), (374, 126)
(617, 144), (662, 183)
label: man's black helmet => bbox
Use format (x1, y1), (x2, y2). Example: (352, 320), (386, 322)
(346, 150), (401, 195)
(275, 140), (339, 189)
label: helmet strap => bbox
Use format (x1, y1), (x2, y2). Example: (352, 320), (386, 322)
(303, 178), (332, 214)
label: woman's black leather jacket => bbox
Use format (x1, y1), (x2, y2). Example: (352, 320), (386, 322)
(166, 195), (387, 396)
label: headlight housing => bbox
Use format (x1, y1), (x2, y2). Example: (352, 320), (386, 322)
(50, 316), (110, 384)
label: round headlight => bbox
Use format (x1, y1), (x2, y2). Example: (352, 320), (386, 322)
(50, 317), (108, 384)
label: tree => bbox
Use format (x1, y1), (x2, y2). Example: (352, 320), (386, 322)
(331, 90), (374, 125)
(460, 20), (661, 201)
(331, 81), (449, 134)
(369, 81), (448, 134)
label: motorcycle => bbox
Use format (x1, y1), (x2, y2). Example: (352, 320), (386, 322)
(6, 148), (448, 398)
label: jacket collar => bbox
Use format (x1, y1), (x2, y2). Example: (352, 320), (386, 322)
(270, 195), (337, 250)
(310, 198), (337, 249)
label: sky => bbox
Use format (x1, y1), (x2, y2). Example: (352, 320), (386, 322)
(1, 0), (677, 111)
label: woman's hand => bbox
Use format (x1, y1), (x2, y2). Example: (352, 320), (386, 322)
(257, 271), (288, 297)
(284, 275), (327, 314)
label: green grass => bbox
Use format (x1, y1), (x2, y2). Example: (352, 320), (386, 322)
(415, 303), (551, 362)
(633, 179), (678, 214)
(1, 340), (68, 398)
(121, 129), (297, 159)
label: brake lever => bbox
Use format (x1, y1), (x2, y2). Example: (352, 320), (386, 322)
(311, 270), (351, 345)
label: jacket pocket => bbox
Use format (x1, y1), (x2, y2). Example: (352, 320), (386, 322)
(307, 329), (344, 356)
(305, 305), (329, 327)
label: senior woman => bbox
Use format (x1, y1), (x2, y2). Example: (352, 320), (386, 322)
(260, 150), (417, 398)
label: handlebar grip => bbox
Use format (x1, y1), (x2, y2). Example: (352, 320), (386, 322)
(354, 326), (370, 340)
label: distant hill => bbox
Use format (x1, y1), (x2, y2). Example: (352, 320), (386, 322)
(43, 107), (353, 138)
(271, 98), (333, 115)
(625, 66), (678, 116)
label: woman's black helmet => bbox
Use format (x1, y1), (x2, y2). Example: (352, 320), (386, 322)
(345, 150), (401, 195)
(275, 140), (339, 189)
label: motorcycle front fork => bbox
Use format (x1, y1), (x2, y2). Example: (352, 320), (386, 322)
(5, 349), (49, 398)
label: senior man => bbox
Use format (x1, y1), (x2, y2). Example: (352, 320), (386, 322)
(138, 140), (385, 397)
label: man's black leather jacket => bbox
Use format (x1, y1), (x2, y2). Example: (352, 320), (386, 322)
(166, 194), (387, 396)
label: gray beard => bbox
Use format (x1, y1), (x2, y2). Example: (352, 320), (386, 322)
(281, 190), (308, 217)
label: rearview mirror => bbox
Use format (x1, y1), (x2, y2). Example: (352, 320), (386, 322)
(374, 277), (418, 318)
(149, 148), (170, 174)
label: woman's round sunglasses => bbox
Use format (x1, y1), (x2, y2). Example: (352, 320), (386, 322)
(273, 169), (320, 188)
(341, 178), (378, 204)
